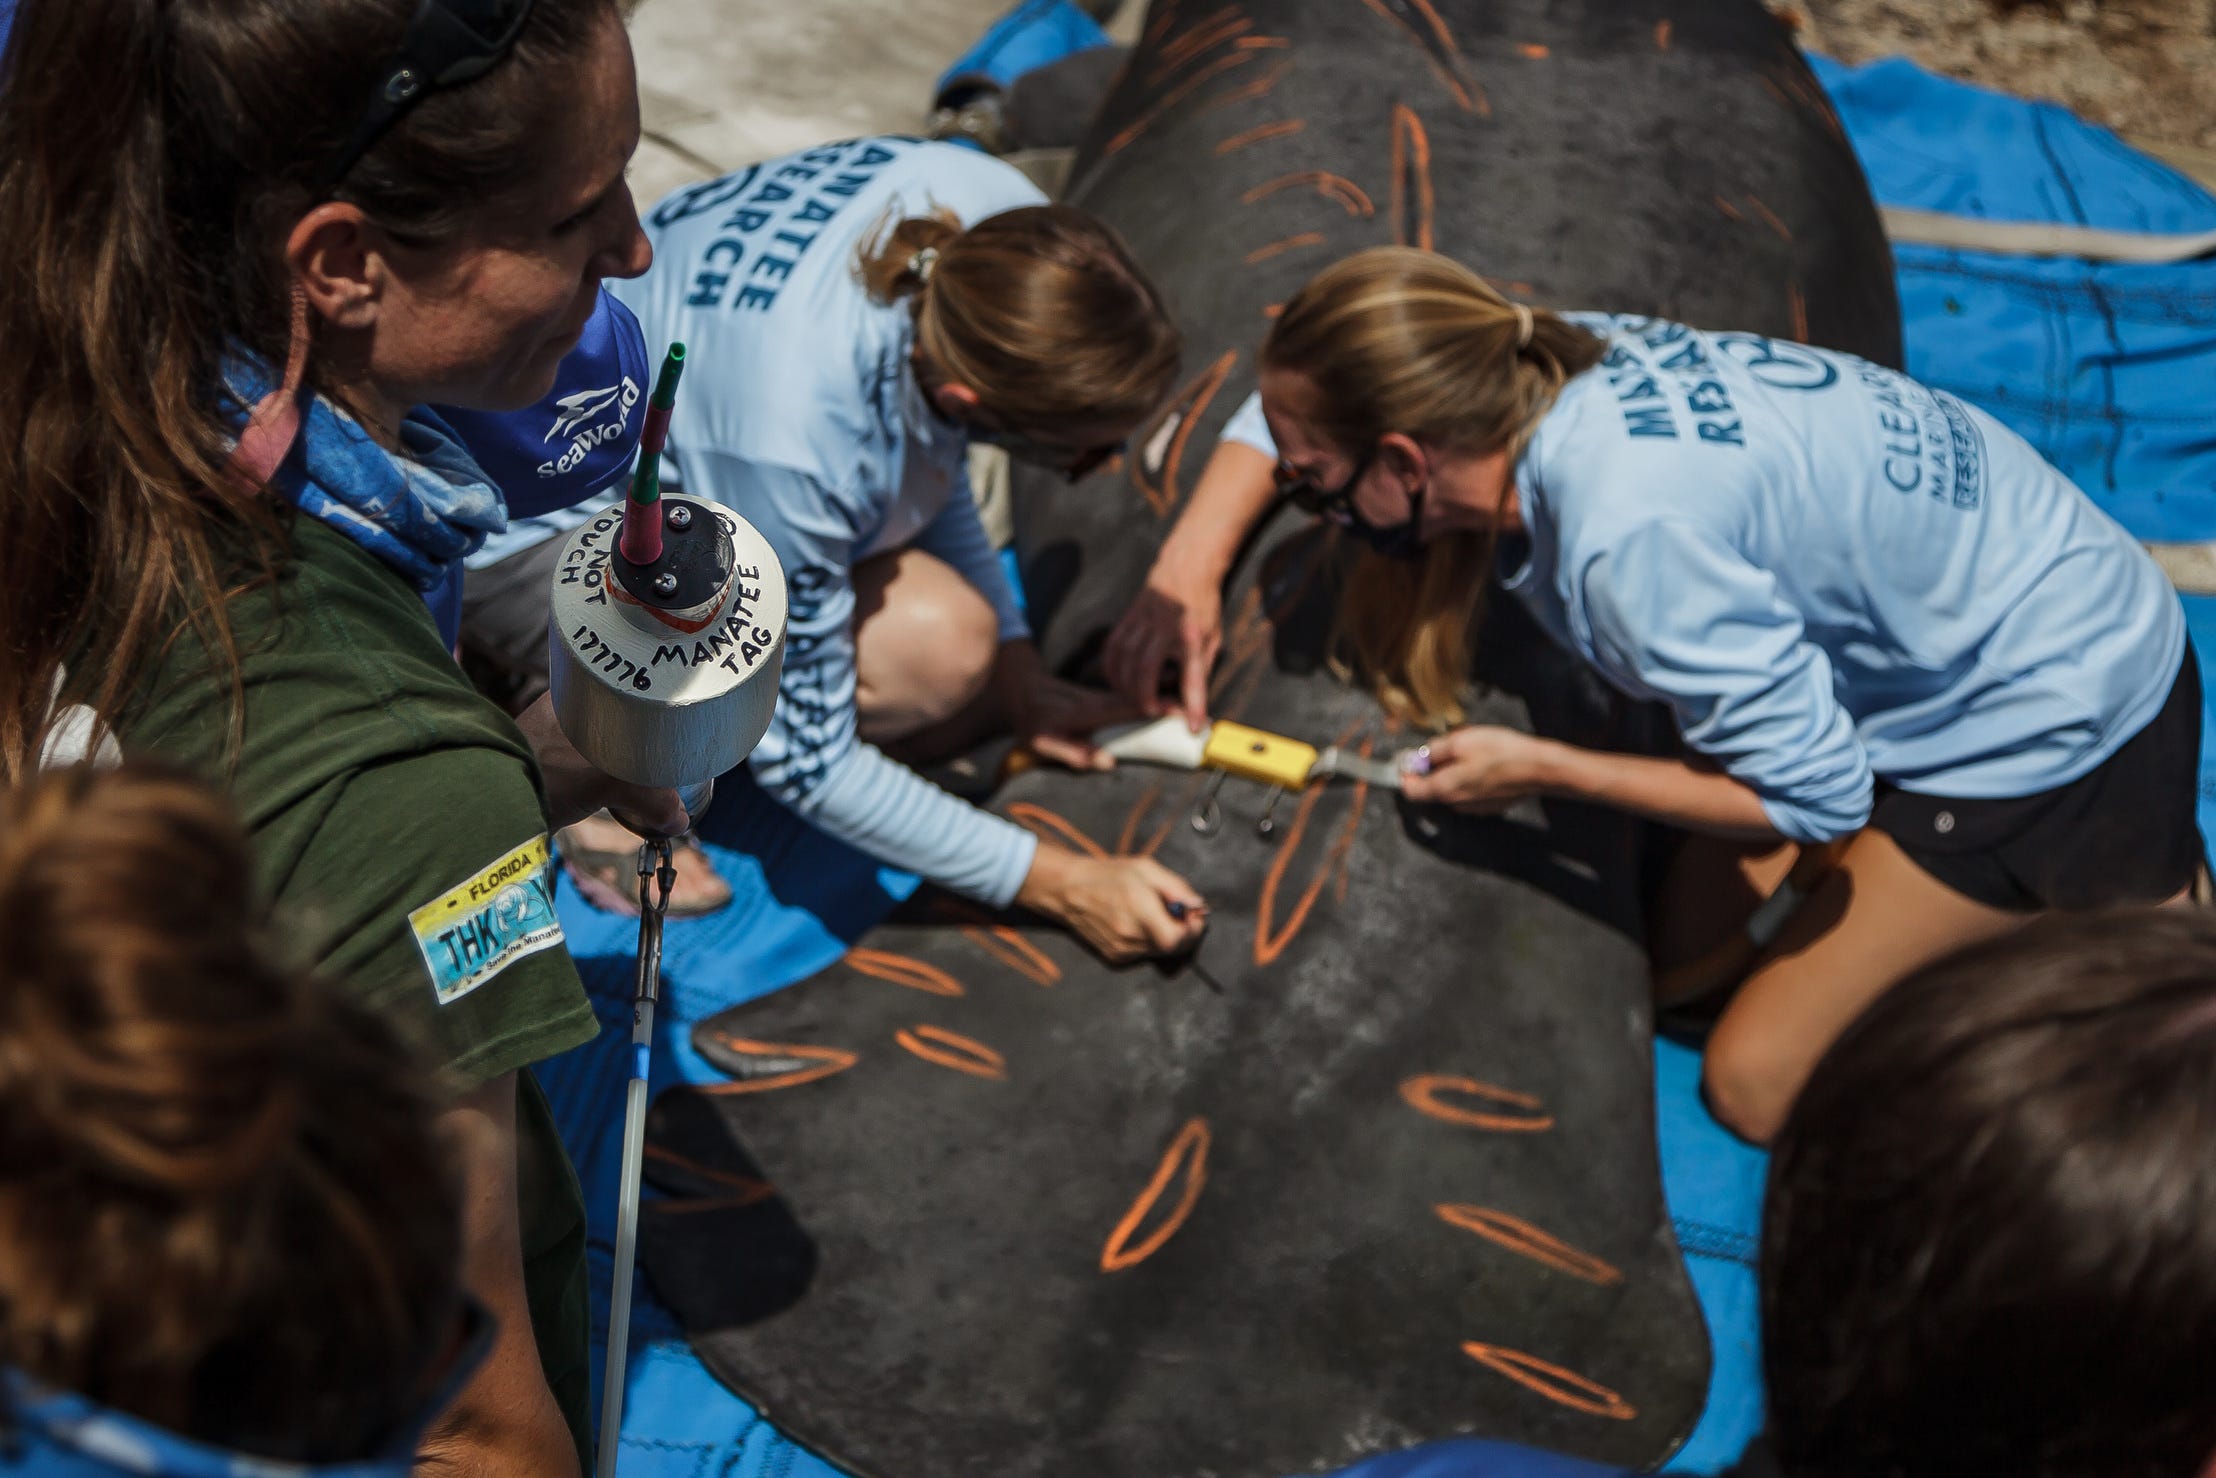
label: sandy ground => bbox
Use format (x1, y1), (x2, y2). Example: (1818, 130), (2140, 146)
(1771, 0), (2216, 175)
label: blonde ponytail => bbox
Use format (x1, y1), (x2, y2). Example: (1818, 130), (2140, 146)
(1263, 247), (1606, 729)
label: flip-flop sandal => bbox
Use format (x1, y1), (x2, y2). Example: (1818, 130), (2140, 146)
(558, 829), (735, 919)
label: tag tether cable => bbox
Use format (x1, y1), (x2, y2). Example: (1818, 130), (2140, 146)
(596, 836), (675, 1478)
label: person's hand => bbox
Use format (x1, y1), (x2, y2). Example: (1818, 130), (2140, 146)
(1101, 553), (1225, 733)
(1396, 726), (1553, 814)
(994, 641), (1135, 771)
(512, 692), (689, 837)
(1017, 845), (1207, 963)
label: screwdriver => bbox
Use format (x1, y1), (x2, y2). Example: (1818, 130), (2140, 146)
(1163, 900), (1226, 994)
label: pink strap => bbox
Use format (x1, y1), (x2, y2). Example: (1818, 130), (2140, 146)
(229, 286), (311, 487)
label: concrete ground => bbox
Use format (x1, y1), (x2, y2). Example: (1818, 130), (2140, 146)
(624, 0), (1138, 211)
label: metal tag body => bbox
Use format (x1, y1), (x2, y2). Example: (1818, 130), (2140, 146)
(548, 496), (788, 790)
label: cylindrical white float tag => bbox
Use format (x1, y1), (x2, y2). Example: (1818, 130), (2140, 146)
(548, 496), (787, 792)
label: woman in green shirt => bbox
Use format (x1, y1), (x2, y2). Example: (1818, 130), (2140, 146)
(0, 0), (665, 1469)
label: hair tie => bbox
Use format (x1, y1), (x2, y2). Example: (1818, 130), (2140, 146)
(230, 284), (312, 488)
(1511, 302), (1535, 352)
(908, 246), (940, 286)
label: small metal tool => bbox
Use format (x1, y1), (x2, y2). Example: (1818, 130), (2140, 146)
(1162, 900), (1225, 994)
(1308, 745), (1406, 790)
(1189, 770), (1228, 836)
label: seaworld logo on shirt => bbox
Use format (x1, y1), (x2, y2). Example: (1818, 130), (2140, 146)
(537, 376), (641, 480)
(409, 835), (566, 1005)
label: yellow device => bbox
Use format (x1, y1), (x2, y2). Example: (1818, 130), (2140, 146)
(1200, 720), (1319, 790)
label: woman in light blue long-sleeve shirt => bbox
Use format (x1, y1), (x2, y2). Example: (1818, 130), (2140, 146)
(615, 138), (1205, 962)
(1105, 246), (2202, 1140)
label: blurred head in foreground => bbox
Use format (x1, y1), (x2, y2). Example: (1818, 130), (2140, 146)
(0, 764), (475, 1470)
(1764, 907), (2216, 1478)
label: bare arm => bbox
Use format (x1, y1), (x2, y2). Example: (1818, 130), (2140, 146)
(1102, 441), (1279, 730)
(1532, 740), (1779, 839)
(415, 1072), (583, 1478)
(1401, 726), (1781, 841)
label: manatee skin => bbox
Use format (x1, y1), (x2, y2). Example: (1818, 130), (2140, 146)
(647, 6), (1899, 1477)
(1020, 0), (1898, 664)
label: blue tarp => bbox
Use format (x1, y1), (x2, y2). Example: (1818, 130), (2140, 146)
(547, 45), (2216, 1478)
(933, 0), (1112, 110)
(1811, 55), (2216, 545)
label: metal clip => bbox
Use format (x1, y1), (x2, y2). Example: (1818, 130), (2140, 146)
(1189, 770), (1228, 836)
(634, 837), (677, 1005)
(1255, 787), (1286, 838)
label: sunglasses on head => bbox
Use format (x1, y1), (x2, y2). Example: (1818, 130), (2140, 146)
(1274, 443), (1377, 523)
(972, 424), (1125, 485)
(316, 0), (540, 196)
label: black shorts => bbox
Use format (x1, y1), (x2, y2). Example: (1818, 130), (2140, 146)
(1871, 646), (2206, 912)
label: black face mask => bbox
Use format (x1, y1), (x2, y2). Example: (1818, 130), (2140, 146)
(1340, 486), (1428, 561)
(1278, 444), (1428, 561)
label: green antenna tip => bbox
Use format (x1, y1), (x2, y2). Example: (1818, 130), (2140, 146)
(650, 342), (687, 410)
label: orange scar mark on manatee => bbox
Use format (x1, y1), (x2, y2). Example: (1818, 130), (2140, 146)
(1253, 721), (1371, 967)
(962, 925), (1061, 986)
(1762, 61), (1847, 141)
(1206, 582), (1283, 720)
(1242, 171), (1376, 217)
(844, 947), (966, 998)
(1746, 193), (1793, 243)
(1100, 1117), (1212, 1271)
(895, 1023), (1007, 1081)
(698, 1035), (859, 1095)
(1244, 231), (1327, 264)
(1713, 194), (1742, 221)
(1516, 42), (1549, 58)
(1655, 19), (1672, 50)
(1122, 772), (1210, 860)
(1007, 802), (1109, 860)
(1788, 282), (1809, 342)
(643, 1144), (779, 1216)
(1236, 35), (1289, 49)
(1435, 1205), (1624, 1285)
(1357, 0), (1486, 114)
(1199, 56), (1293, 117)
(1216, 118), (1306, 154)
(1147, 5), (1254, 86)
(1106, 48), (1260, 156)
(1116, 783), (1165, 856)
(1133, 349), (1238, 519)
(1460, 1343), (1638, 1421)
(647, 1194), (776, 1217)
(1391, 103), (1436, 251)
(1400, 1074), (1555, 1132)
